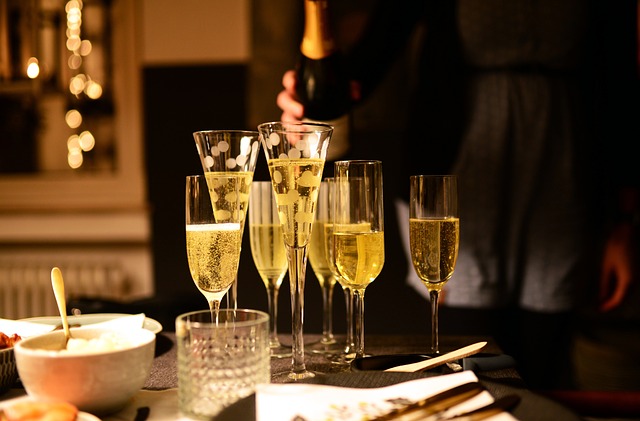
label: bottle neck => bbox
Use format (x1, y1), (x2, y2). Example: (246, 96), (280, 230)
(300, 0), (336, 60)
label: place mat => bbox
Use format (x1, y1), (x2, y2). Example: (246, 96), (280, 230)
(215, 371), (583, 421)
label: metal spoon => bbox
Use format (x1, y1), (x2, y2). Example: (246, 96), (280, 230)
(51, 267), (71, 345)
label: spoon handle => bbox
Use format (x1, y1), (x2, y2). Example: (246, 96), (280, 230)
(51, 267), (71, 341)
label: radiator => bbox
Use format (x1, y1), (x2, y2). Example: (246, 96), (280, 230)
(0, 262), (130, 319)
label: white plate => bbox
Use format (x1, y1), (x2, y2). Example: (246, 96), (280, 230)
(78, 411), (101, 421)
(21, 313), (163, 334)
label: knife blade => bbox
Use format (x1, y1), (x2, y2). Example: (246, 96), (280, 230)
(371, 381), (485, 421)
(443, 394), (521, 421)
(385, 342), (487, 372)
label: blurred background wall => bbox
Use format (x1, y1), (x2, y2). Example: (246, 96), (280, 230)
(0, 0), (425, 335)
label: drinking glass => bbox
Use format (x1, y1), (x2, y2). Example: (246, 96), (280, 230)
(185, 175), (242, 321)
(409, 175), (459, 354)
(307, 180), (342, 355)
(248, 181), (291, 358)
(257, 121), (332, 381)
(333, 160), (385, 360)
(176, 309), (270, 419)
(192, 130), (261, 310)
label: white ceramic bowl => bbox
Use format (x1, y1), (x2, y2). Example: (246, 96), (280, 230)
(14, 327), (156, 415)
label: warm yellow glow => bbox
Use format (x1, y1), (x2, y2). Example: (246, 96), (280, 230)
(65, 0), (82, 13)
(68, 149), (83, 169)
(69, 74), (86, 95)
(79, 131), (95, 151)
(68, 54), (82, 69)
(66, 35), (81, 52)
(67, 134), (81, 151)
(65, 109), (82, 128)
(66, 26), (80, 37)
(26, 58), (40, 79)
(85, 80), (102, 99)
(79, 40), (92, 56)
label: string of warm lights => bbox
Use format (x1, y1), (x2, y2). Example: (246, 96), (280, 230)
(62, 0), (102, 169)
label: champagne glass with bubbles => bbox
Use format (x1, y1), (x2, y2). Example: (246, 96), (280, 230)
(249, 181), (291, 358)
(258, 121), (332, 381)
(410, 175), (459, 354)
(333, 160), (385, 360)
(193, 130), (261, 310)
(307, 179), (343, 355)
(323, 178), (356, 364)
(185, 175), (242, 322)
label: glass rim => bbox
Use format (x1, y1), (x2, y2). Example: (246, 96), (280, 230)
(410, 174), (457, 179)
(257, 120), (334, 132)
(176, 308), (269, 327)
(192, 129), (259, 136)
(334, 159), (382, 165)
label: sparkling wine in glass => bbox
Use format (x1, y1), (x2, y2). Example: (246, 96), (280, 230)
(322, 178), (356, 364)
(307, 180), (343, 355)
(185, 175), (242, 322)
(258, 121), (332, 381)
(333, 160), (385, 360)
(409, 175), (459, 354)
(249, 181), (291, 358)
(192, 130), (261, 310)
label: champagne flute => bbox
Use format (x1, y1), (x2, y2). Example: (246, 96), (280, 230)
(258, 121), (332, 381)
(307, 180), (342, 355)
(333, 160), (385, 360)
(322, 177), (356, 364)
(185, 175), (242, 322)
(409, 175), (459, 354)
(192, 130), (261, 310)
(249, 181), (291, 358)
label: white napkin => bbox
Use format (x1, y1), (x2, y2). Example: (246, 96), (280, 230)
(0, 313), (146, 338)
(0, 319), (55, 338)
(76, 313), (146, 331)
(256, 371), (517, 421)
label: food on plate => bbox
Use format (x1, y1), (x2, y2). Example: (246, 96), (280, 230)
(0, 401), (78, 421)
(0, 332), (21, 350)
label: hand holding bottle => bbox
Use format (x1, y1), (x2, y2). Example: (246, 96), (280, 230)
(276, 70), (304, 122)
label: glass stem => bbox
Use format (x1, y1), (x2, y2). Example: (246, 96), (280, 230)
(287, 245), (309, 377)
(353, 289), (366, 359)
(229, 276), (238, 311)
(343, 286), (354, 353)
(321, 276), (336, 344)
(267, 280), (281, 348)
(208, 299), (221, 325)
(430, 289), (440, 354)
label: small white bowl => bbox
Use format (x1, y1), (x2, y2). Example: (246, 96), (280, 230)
(14, 327), (155, 415)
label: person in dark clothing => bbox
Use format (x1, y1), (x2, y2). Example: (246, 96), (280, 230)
(277, 0), (640, 390)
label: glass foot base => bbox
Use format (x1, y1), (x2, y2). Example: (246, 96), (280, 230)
(307, 338), (345, 355)
(270, 344), (292, 359)
(271, 368), (319, 383)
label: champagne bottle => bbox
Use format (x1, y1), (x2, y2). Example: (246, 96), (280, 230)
(296, 0), (351, 161)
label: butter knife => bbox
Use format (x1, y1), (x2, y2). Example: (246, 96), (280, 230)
(372, 381), (484, 421)
(385, 342), (487, 373)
